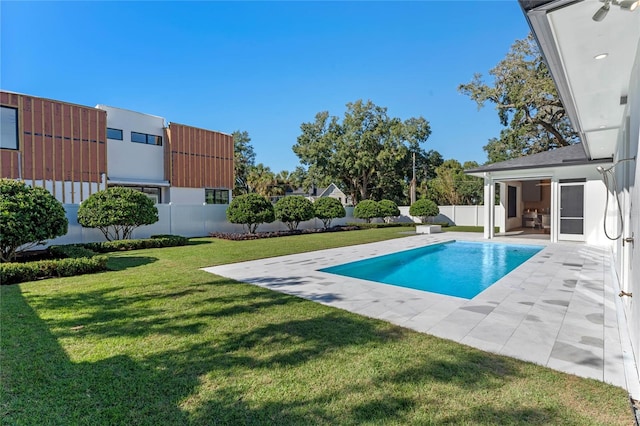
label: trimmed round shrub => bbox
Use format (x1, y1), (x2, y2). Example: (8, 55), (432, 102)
(0, 179), (68, 262)
(78, 187), (159, 241)
(409, 198), (439, 223)
(274, 196), (315, 231)
(378, 199), (400, 223)
(313, 197), (346, 229)
(226, 193), (275, 233)
(353, 199), (380, 223)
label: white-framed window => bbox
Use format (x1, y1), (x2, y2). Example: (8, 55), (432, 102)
(1, 106), (18, 150)
(205, 188), (230, 204)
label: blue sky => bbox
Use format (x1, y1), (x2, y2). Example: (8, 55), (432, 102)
(1, 1), (530, 173)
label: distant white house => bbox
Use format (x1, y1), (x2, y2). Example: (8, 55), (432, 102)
(310, 183), (352, 206)
(279, 183), (352, 206)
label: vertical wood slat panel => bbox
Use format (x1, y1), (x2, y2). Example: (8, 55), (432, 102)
(1, 92), (105, 202)
(214, 132), (220, 187)
(165, 122), (234, 190)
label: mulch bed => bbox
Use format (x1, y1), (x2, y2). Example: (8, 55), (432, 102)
(210, 225), (361, 241)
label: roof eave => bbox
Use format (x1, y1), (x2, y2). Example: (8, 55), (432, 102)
(465, 157), (612, 176)
(517, 0), (591, 159)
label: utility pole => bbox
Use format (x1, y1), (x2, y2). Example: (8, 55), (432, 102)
(410, 152), (416, 204)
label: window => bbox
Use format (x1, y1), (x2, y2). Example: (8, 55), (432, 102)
(111, 186), (161, 203)
(507, 186), (517, 218)
(1, 106), (18, 150)
(131, 131), (148, 143)
(131, 131), (162, 146)
(107, 128), (123, 140)
(148, 135), (162, 145)
(205, 189), (230, 204)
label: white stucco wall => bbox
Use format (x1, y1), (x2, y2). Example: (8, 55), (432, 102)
(97, 105), (166, 183)
(612, 39), (640, 375)
(169, 187), (205, 204)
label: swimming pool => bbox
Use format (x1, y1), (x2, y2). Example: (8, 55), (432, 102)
(319, 240), (543, 299)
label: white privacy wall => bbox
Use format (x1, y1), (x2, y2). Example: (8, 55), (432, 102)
(46, 205), (359, 245)
(47, 204), (496, 246)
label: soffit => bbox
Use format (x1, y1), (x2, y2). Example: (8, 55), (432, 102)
(524, 0), (640, 159)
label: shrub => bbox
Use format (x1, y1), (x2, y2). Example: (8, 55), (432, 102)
(346, 222), (418, 229)
(353, 200), (380, 223)
(77, 187), (159, 241)
(77, 235), (189, 253)
(409, 199), (440, 223)
(0, 179), (68, 262)
(0, 256), (108, 285)
(226, 193), (275, 233)
(49, 245), (96, 259)
(377, 199), (400, 223)
(274, 196), (315, 231)
(313, 197), (346, 229)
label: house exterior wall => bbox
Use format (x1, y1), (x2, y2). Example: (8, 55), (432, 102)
(1, 91), (107, 203)
(165, 123), (234, 190)
(612, 41), (640, 374)
(97, 105), (166, 183)
(485, 164), (608, 246)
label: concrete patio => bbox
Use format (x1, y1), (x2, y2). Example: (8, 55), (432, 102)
(203, 232), (639, 397)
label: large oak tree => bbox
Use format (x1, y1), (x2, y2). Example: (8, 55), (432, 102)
(293, 100), (431, 203)
(458, 34), (579, 163)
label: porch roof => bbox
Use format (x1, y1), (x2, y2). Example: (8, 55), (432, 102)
(465, 144), (611, 176)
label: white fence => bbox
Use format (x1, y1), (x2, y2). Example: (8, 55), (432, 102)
(398, 205), (500, 227)
(47, 205), (357, 246)
(47, 204), (494, 246)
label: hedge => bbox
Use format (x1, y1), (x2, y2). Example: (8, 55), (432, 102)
(76, 235), (189, 253)
(346, 222), (449, 229)
(0, 235), (188, 285)
(0, 253), (108, 285)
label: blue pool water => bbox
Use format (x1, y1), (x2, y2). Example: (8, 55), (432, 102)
(320, 241), (543, 299)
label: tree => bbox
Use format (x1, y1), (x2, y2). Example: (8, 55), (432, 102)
(353, 200), (380, 223)
(458, 33), (579, 163)
(77, 187), (159, 241)
(274, 196), (315, 231)
(425, 160), (483, 205)
(313, 197), (345, 229)
(0, 179), (68, 262)
(293, 100), (431, 203)
(377, 199), (400, 223)
(275, 170), (297, 195)
(246, 164), (278, 197)
(409, 199), (439, 224)
(226, 193), (275, 233)
(233, 130), (256, 195)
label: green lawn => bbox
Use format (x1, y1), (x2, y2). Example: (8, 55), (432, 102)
(1, 228), (631, 425)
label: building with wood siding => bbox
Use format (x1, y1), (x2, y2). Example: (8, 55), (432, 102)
(0, 91), (234, 204)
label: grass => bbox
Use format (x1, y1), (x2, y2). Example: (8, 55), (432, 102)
(1, 228), (631, 425)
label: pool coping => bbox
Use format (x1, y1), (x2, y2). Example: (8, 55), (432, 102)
(202, 232), (640, 397)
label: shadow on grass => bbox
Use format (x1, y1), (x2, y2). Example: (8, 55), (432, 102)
(2, 280), (598, 425)
(107, 256), (158, 271)
(186, 240), (213, 246)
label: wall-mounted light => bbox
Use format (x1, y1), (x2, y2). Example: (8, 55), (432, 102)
(619, 0), (639, 11)
(593, 0), (611, 21)
(594, 53), (608, 59)
(593, 0), (639, 21)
